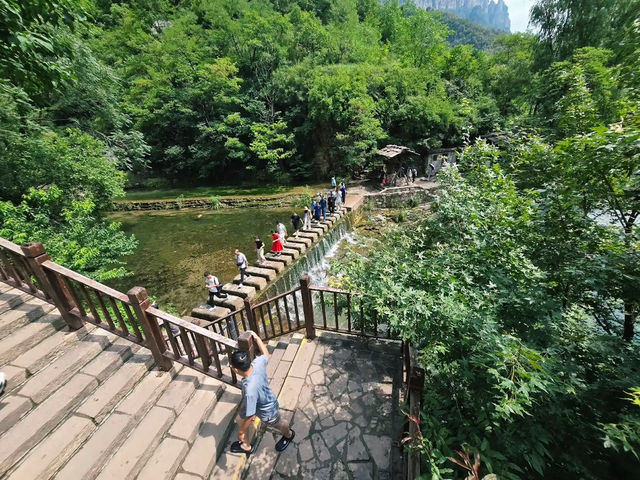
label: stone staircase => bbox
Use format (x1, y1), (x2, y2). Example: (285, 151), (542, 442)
(191, 207), (350, 323)
(0, 280), (307, 480)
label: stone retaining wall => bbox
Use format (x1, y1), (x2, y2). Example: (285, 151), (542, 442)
(112, 195), (298, 211)
(365, 188), (433, 208)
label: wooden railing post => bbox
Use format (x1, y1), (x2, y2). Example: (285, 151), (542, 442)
(243, 297), (259, 335)
(238, 330), (256, 361)
(300, 275), (316, 339)
(20, 242), (84, 330)
(406, 346), (425, 480)
(127, 286), (173, 370)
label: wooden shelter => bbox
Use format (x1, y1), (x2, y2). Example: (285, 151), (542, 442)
(377, 145), (420, 172)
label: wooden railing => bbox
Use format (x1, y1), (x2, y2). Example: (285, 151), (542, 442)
(2, 237), (425, 474)
(0, 239), (249, 386)
(403, 341), (425, 480)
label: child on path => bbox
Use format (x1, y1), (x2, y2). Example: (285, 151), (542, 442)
(235, 249), (250, 286)
(340, 183), (346, 204)
(255, 237), (266, 264)
(229, 331), (295, 455)
(204, 271), (228, 305)
(271, 231), (283, 256)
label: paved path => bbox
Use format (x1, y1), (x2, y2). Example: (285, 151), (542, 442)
(236, 332), (402, 480)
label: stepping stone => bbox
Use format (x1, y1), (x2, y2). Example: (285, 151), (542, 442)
(255, 260), (284, 275)
(283, 242), (306, 254)
(287, 236), (312, 247)
(280, 248), (300, 259)
(265, 253), (291, 265)
(311, 222), (329, 232)
(190, 306), (232, 321)
(308, 226), (325, 236)
(247, 265), (279, 279)
(320, 221), (333, 229)
(233, 274), (267, 290)
(213, 294), (244, 311)
(298, 230), (319, 241)
(221, 283), (255, 300)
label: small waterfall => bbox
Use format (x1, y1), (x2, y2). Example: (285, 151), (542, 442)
(259, 216), (353, 297)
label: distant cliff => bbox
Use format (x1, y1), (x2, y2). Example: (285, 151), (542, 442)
(412, 0), (511, 32)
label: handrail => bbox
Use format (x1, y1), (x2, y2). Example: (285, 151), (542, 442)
(0, 237), (24, 255)
(42, 260), (131, 302)
(251, 286), (300, 309)
(148, 306), (239, 349)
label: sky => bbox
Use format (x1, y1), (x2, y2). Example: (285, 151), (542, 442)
(504, 0), (536, 32)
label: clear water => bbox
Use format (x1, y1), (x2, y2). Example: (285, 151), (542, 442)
(107, 207), (294, 314)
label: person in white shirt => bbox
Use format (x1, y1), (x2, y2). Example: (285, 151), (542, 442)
(276, 221), (287, 242)
(235, 249), (250, 286)
(204, 271), (228, 305)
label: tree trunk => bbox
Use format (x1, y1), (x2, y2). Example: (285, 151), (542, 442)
(623, 303), (636, 341)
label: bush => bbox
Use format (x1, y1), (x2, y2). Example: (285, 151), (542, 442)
(209, 196), (223, 210)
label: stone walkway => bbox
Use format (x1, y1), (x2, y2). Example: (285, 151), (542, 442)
(240, 332), (402, 480)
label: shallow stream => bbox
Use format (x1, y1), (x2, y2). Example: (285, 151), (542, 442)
(107, 207), (295, 313)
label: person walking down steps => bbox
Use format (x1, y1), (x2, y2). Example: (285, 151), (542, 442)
(255, 236), (266, 264)
(204, 271), (228, 305)
(302, 206), (311, 229)
(229, 331), (295, 456)
(235, 249), (250, 286)
(271, 230), (283, 256)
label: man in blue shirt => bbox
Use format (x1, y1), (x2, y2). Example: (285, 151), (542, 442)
(230, 331), (295, 455)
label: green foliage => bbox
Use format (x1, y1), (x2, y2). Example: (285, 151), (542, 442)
(209, 196), (223, 210)
(343, 162), (640, 478)
(0, 187), (136, 281)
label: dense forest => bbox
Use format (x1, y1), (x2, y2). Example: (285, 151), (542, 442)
(0, 0), (639, 478)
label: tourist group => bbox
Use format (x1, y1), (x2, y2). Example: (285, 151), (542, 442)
(205, 179), (346, 305)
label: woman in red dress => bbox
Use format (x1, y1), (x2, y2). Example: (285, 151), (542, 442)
(271, 230), (283, 256)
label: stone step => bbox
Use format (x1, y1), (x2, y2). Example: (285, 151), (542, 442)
(5, 415), (95, 480)
(115, 365), (182, 420)
(0, 298), (56, 341)
(0, 395), (32, 436)
(155, 370), (203, 416)
(286, 236), (312, 247)
(213, 294), (244, 311)
(280, 247), (300, 259)
(0, 288), (32, 316)
(136, 437), (189, 480)
(0, 372), (99, 477)
(77, 351), (154, 423)
(191, 306), (232, 322)
(320, 220), (333, 229)
(166, 376), (225, 445)
(54, 412), (136, 480)
(296, 231), (318, 242)
(80, 337), (140, 383)
(17, 329), (115, 404)
(252, 261), (283, 274)
(221, 283), (256, 299)
(10, 323), (97, 377)
(233, 274), (267, 290)
(0, 311), (65, 366)
(264, 253), (291, 265)
(0, 282), (14, 294)
(308, 225), (326, 235)
(180, 388), (243, 478)
(95, 406), (176, 480)
(246, 266), (278, 280)
(283, 242), (306, 254)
